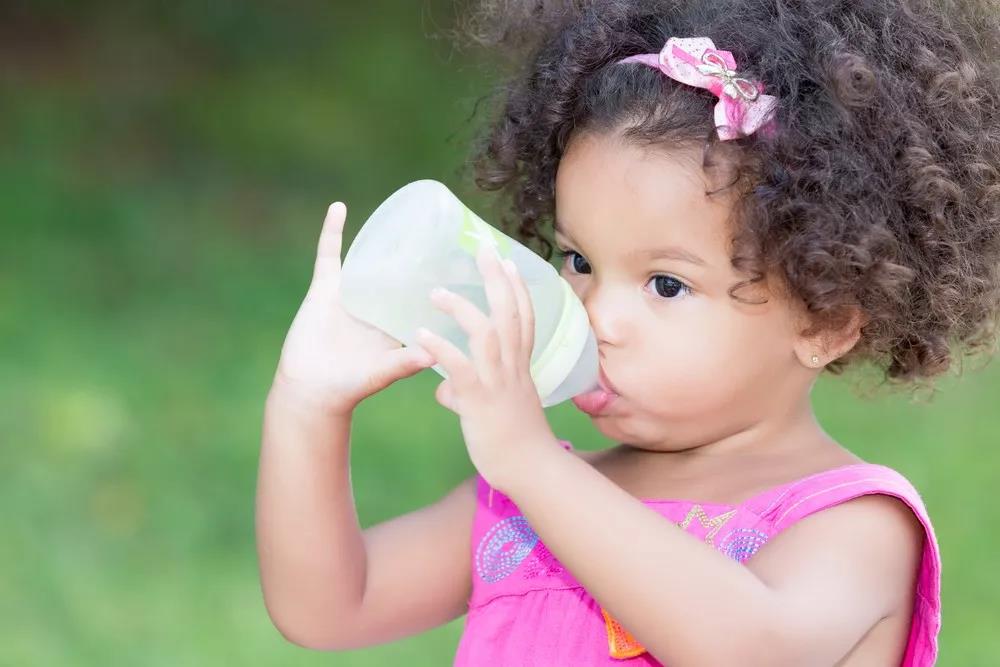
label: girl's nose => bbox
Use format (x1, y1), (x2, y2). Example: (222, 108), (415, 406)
(581, 282), (629, 347)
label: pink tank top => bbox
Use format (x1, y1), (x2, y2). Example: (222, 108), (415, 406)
(454, 439), (941, 666)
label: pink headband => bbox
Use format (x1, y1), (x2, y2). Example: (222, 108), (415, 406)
(618, 36), (779, 141)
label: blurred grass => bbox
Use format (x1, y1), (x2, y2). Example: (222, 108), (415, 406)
(1, 2), (998, 665)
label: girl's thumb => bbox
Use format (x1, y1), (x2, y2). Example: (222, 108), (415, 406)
(313, 202), (346, 284)
(366, 346), (435, 394)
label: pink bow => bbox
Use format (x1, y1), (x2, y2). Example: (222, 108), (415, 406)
(619, 37), (778, 141)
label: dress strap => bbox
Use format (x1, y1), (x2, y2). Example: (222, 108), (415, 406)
(755, 463), (942, 666)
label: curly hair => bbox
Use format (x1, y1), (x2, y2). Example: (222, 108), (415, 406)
(450, 0), (1000, 389)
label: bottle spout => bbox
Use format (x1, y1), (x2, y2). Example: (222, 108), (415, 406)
(574, 378), (602, 396)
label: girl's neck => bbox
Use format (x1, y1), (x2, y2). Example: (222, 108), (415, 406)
(614, 396), (861, 493)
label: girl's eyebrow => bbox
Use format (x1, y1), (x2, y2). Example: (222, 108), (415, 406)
(633, 246), (707, 267)
(554, 221), (707, 267)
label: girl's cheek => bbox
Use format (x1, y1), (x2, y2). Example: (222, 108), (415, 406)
(655, 323), (731, 386)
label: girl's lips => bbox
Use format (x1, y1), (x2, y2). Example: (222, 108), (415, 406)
(598, 367), (619, 395)
(571, 368), (620, 416)
(571, 388), (618, 416)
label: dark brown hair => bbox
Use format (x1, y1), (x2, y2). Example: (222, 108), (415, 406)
(451, 0), (1000, 389)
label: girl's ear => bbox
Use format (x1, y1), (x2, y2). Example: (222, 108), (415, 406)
(793, 305), (869, 369)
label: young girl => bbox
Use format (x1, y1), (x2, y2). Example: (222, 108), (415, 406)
(256, 1), (1000, 664)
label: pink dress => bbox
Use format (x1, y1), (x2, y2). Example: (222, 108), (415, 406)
(454, 439), (941, 666)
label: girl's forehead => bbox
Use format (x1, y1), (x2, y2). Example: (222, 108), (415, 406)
(555, 134), (733, 260)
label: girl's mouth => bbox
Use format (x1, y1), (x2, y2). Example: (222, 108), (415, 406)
(571, 368), (620, 416)
(571, 388), (618, 415)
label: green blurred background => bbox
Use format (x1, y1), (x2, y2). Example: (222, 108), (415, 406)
(2, 2), (997, 665)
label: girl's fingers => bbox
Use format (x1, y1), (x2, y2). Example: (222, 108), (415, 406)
(313, 202), (346, 285)
(503, 259), (535, 356)
(429, 287), (501, 383)
(435, 379), (457, 412)
(416, 327), (476, 390)
(476, 245), (520, 366)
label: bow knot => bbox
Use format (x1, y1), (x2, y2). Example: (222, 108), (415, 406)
(696, 50), (760, 102)
(620, 37), (778, 141)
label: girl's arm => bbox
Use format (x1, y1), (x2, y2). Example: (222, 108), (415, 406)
(503, 443), (923, 667)
(256, 202), (476, 649)
(255, 383), (476, 650)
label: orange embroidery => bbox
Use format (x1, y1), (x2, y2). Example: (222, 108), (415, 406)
(602, 607), (648, 659)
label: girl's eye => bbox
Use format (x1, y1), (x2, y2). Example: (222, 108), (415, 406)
(557, 249), (691, 300)
(646, 275), (692, 299)
(555, 249), (591, 274)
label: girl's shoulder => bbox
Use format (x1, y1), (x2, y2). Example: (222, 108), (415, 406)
(743, 461), (941, 665)
(741, 460), (932, 523)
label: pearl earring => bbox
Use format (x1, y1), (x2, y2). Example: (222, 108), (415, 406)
(810, 354), (820, 366)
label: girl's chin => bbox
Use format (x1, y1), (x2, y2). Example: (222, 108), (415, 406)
(590, 410), (635, 440)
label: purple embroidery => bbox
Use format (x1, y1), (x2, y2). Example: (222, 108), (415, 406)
(718, 528), (769, 562)
(476, 516), (539, 583)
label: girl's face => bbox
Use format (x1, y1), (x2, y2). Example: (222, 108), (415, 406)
(554, 131), (814, 452)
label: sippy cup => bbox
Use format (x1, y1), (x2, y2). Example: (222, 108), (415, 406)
(339, 179), (600, 407)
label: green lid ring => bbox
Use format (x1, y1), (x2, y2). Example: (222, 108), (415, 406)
(530, 277), (589, 401)
(459, 205), (510, 258)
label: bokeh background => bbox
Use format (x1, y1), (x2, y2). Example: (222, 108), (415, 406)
(3, 2), (998, 665)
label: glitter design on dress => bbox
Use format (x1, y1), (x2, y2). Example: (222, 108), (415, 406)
(719, 528), (770, 563)
(678, 504), (738, 545)
(475, 516), (539, 583)
(521, 541), (566, 580)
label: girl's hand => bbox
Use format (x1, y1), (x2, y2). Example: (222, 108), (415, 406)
(417, 245), (560, 492)
(273, 202), (435, 416)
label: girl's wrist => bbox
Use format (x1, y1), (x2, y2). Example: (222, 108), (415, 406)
(267, 372), (356, 422)
(263, 381), (355, 460)
(488, 433), (567, 497)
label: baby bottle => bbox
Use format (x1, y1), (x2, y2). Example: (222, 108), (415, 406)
(339, 179), (600, 407)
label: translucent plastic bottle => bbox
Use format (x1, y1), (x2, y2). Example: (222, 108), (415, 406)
(339, 179), (600, 407)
